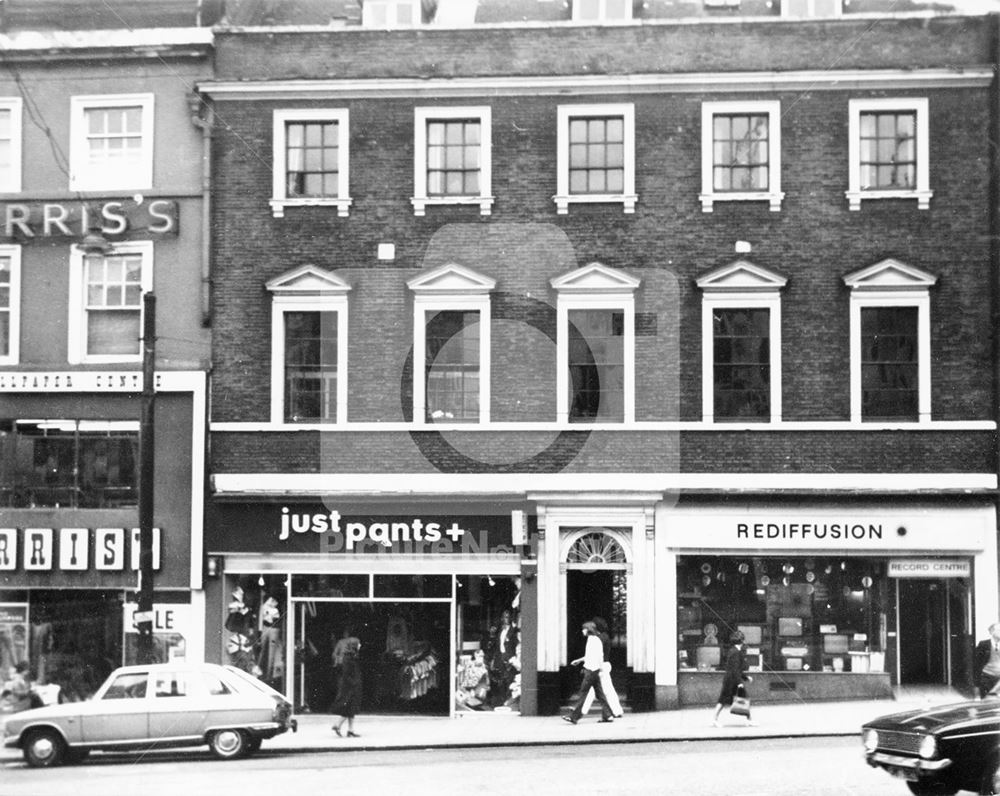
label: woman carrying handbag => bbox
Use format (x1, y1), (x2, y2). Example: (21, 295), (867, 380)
(711, 630), (756, 727)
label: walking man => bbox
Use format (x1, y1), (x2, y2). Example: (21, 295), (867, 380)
(562, 621), (613, 724)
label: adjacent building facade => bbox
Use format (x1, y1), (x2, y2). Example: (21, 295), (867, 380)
(0, 2), (214, 698)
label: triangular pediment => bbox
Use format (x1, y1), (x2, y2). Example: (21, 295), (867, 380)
(265, 264), (352, 294)
(843, 259), (938, 291)
(696, 260), (788, 293)
(407, 263), (496, 294)
(550, 262), (641, 293)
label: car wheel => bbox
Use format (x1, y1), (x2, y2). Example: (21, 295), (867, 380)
(905, 782), (958, 796)
(22, 728), (66, 768)
(208, 728), (248, 760)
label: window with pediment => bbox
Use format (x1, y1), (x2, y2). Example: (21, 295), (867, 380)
(551, 262), (640, 424)
(266, 265), (351, 424)
(408, 263), (495, 424)
(696, 260), (787, 423)
(843, 259), (936, 423)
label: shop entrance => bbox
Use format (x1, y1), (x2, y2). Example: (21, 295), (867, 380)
(565, 569), (627, 673)
(897, 578), (970, 687)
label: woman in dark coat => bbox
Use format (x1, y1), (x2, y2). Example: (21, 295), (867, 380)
(711, 630), (755, 727)
(331, 639), (363, 737)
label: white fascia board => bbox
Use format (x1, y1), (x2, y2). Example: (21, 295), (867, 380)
(199, 68), (994, 101)
(212, 472), (996, 496)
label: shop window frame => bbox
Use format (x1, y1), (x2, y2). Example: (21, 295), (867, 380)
(555, 103), (637, 215)
(846, 97), (931, 211)
(270, 108), (351, 219)
(412, 106), (494, 216)
(572, 0), (633, 21)
(407, 263), (495, 426)
(699, 100), (783, 213)
(0, 244), (21, 365)
(696, 260), (786, 424)
(67, 240), (153, 365)
(362, 0), (422, 27)
(266, 264), (351, 426)
(844, 258), (936, 424)
(69, 93), (154, 192)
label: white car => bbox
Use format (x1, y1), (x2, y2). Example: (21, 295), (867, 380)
(2, 662), (296, 767)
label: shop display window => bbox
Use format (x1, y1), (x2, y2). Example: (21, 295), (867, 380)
(373, 574), (452, 599)
(291, 574), (368, 598)
(224, 574), (287, 694)
(455, 575), (521, 712)
(676, 556), (887, 674)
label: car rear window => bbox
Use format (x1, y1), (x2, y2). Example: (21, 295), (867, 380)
(201, 671), (232, 696)
(102, 672), (148, 700)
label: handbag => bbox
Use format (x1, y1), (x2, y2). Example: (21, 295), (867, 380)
(730, 684), (751, 717)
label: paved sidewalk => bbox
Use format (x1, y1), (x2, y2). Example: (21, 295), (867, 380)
(0, 691), (965, 762)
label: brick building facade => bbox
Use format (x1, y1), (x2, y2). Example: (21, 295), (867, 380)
(200, 3), (999, 714)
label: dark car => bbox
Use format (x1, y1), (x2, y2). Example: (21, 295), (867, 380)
(862, 699), (1000, 795)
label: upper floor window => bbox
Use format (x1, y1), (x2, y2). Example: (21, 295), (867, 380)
(266, 265), (351, 425)
(0, 245), (21, 365)
(408, 264), (496, 425)
(573, 0), (633, 21)
(68, 241), (152, 364)
(551, 262), (640, 424)
(696, 260), (787, 423)
(844, 259), (936, 423)
(363, 0), (420, 27)
(413, 107), (493, 216)
(0, 98), (23, 193)
(699, 101), (783, 212)
(70, 94), (154, 192)
(555, 104), (636, 214)
(847, 98), (931, 210)
(0, 419), (138, 509)
(271, 109), (351, 218)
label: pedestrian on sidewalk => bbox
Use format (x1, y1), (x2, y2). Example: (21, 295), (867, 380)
(331, 638), (362, 738)
(712, 630), (755, 727)
(580, 616), (623, 718)
(974, 622), (1000, 698)
(563, 621), (614, 725)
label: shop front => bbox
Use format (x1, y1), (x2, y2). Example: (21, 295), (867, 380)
(0, 373), (207, 701)
(656, 502), (998, 708)
(205, 501), (531, 717)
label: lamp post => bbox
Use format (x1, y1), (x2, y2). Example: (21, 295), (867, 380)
(136, 292), (157, 664)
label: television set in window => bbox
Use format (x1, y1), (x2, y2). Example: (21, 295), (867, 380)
(778, 617), (803, 637)
(695, 645), (721, 668)
(736, 624), (763, 646)
(823, 634), (850, 654)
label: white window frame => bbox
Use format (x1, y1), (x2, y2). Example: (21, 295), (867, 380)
(845, 260), (935, 423)
(362, 0), (421, 27)
(412, 106), (494, 216)
(0, 98), (23, 194)
(269, 294), (350, 426)
(700, 294), (782, 424)
(555, 103), (637, 215)
(846, 97), (931, 211)
(699, 100), (784, 213)
(270, 109), (351, 219)
(67, 240), (153, 365)
(572, 0), (633, 21)
(408, 264), (495, 426)
(551, 263), (639, 425)
(69, 94), (154, 192)
(0, 244), (21, 365)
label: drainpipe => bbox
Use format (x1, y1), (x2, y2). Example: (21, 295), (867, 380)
(189, 92), (213, 328)
(991, 12), (1000, 634)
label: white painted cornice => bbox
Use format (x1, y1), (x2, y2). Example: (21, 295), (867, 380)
(696, 259), (788, 292)
(265, 264), (352, 294)
(843, 258), (938, 291)
(198, 68), (993, 101)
